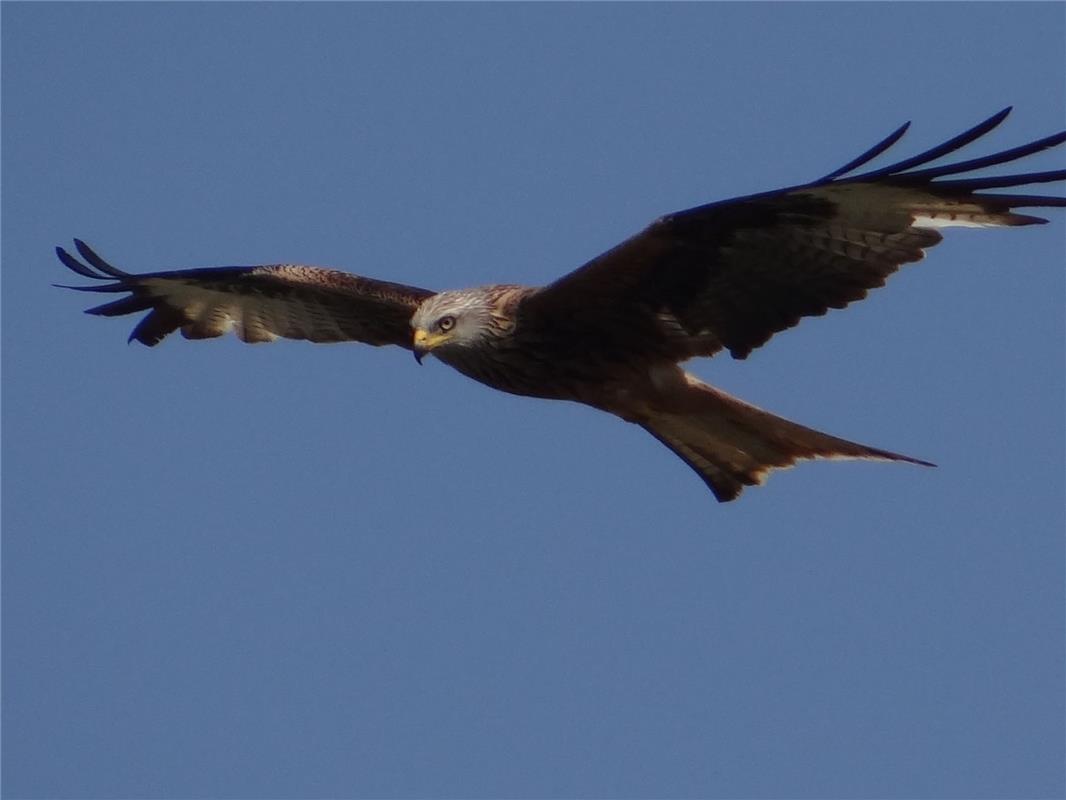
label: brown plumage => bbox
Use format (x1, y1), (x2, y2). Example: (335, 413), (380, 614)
(56, 108), (1065, 501)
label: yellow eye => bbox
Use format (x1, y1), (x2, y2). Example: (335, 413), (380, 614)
(438, 315), (456, 332)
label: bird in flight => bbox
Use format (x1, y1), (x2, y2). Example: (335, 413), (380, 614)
(57, 108), (1064, 501)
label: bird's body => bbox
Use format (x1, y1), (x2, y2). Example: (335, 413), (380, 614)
(57, 109), (1065, 501)
(415, 285), (664, 406)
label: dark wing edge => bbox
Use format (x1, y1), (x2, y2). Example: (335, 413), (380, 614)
(817, 106), (1066, 214)
(56, 239), (435, 348)
(526, 108), (1065, 362)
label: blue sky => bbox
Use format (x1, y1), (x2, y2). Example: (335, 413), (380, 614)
(3, 3), (1064, 797)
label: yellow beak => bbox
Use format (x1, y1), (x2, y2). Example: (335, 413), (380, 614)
(412, 328), (450, 363)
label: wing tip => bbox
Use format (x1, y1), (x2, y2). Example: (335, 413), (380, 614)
(990, 105), (1013, 125)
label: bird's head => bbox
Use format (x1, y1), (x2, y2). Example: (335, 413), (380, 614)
(410, 289), (496, 364)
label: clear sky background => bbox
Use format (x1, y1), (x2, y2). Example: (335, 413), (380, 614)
(3, 3), (1064, 798)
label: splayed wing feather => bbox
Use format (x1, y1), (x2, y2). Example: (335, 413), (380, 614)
(836, 106), (1013, 181)
(889, 130), (1066, 183)
(817, 120), (912, 182)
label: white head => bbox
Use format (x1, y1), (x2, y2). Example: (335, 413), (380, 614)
(409, 289), (497, 363)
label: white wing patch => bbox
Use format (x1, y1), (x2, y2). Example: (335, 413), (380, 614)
(911, 214), (1005, 229)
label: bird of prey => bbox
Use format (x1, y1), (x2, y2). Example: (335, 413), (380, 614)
(57, 108), (1064, 502)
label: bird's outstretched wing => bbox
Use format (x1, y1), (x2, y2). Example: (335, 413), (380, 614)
(56, 239), (435, 348)
(524, 108), (1066, 361)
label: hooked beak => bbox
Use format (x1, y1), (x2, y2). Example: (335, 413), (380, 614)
(412, 328), (438, 364)
(412, 326), (457, 363)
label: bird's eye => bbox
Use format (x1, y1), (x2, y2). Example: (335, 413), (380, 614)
(438, 315), (456, 332)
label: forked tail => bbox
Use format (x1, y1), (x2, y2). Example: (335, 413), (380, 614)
(640, 377), (933, 502)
